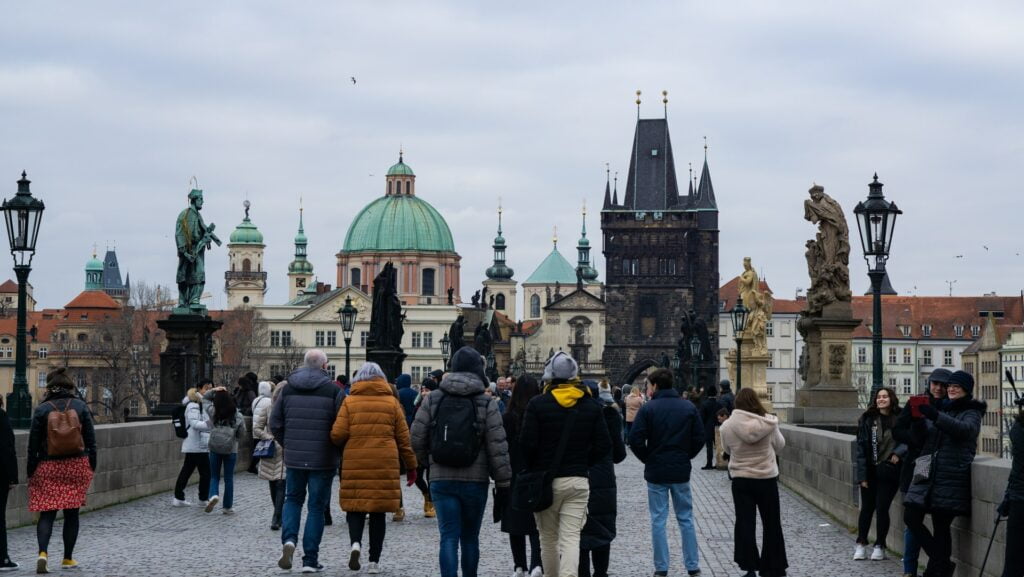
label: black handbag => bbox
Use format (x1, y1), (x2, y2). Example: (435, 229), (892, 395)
(511, 410), (577, 513)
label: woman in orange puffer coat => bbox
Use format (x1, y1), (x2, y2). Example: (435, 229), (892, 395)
(330, 362), (417, 574)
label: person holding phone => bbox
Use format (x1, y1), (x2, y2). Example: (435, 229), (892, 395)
(903, 370), (984, 577)
(893, 368), (949, 577)
(852, 387), (904, 561)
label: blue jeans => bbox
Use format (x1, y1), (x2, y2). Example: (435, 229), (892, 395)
(281, 468), (334, 567)
(903, 525), (920, 575)
(208, 452), (237, 509)
(647, 481), (700, 573)
(430, 480), (489, 577)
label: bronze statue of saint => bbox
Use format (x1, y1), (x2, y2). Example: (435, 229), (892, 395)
(175, 188), (220, 314)
(369, 262), (403, 350)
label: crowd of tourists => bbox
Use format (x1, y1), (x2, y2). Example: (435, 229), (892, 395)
(0, 350), (1022, 577)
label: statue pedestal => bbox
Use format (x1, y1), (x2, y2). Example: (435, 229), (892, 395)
(779, 302), (862, 431)
(155, 314), (222, 414)
(726, 336), (773, 413)
(366, 347), (407, 383)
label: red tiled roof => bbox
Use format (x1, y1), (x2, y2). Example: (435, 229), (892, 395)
(849, 295), (1024, 340)
(520, 320), (542, 337)
(65, 290), (121, 310)
(720, 276), (803, 315)
(0, 280), (18, 293)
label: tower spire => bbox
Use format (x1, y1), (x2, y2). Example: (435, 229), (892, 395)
(602, 163), (612, 209)
(485, 197), (514, 281)
(662, 90), (668, 119)
(612, 171), (618, 205)
(635, 89), (641, 119)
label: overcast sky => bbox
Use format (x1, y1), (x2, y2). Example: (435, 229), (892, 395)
(3, 1), (1023, 313)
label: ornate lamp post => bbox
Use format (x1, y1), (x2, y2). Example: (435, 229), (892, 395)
(690, 335), (701, 393)
(440, 332), (451, 371)
(485, 350), (497, 382)
(730, 297), (749, 392)
(853, 174), (901, 396)
(339, 297), (358, 380)
(2, 172), (45, 428)
(670, 351), (681, 391)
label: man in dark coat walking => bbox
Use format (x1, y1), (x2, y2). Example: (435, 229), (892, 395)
(629, 368), (705, 577)
(698, 384), (721, 470)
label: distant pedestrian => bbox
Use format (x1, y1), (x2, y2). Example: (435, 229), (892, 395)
(396, 373), (417, 427)
(720, 388), (788, 577)
(903, 370), (984, 577)
(520, 352), (611, 577)
(270, 349), (344, 573)
(628, 368), (705, 577)
(579, 380), (627, 577)
(253, 381), (285, 530)
(395, 374), (432, 519)
(235, 375), (257, 417)
(27, 368), (97, 574)
(698, 384), (720, 470)
(332, 362), (417, 575)
(0, 397), (18, 571)
(500, 374), (544, 577)
(172, 382), (212, 507)
(853, 387), (903, 561)
(999, 397), (1024, 577)
(718, 379), (735, 413)
(411, 347), (512, 577)
(204, 388), (246, 515)
(624, 386), (643, 439)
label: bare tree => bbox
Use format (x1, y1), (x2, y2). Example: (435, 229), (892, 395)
(215, 307), (271, 385)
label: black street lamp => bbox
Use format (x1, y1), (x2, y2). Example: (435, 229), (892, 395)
(730, 297), (749, 392)
(440, 332), (451, 371)
(853, 174), (901, 396)
(485, 350), (497, 382)
(2, 172), (44, 428)
(339, 297), (358, 379)
(690, 335), (701, 393)
(670, 351), (681, 391)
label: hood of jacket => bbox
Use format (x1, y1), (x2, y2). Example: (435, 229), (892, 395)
(440, 371), (486, 396)
(396, 373), (412, 389)
(350, 376), (395, 397)
(287, 366), (334, 392)
(727, 409), (779, 444)
(258, 381), (272, 397)
(947, 396), (987, 414)
(547, 379), (587, 408)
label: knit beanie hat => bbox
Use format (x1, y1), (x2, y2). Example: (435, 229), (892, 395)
(927, 368), (953, 385)
(948, 370), (974, 396)
(450, 346), (488, 386)
(542, 351), (578, 382)
(46, 367), (75, 390)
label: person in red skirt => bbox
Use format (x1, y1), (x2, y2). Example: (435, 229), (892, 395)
(26, 368), (97, 574)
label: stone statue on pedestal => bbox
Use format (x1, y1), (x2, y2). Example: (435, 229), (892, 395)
(175, 187), (221, 315)
(803, 184), (852, 315)
(474, 322), (492, 357)
(738, 257), (772, 356)
(368, 262), (403, 350)
(449, 316), (466, 352)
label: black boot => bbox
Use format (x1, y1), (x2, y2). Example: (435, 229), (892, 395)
(271, 480), (284, 530)
(325, 508), (333, 526)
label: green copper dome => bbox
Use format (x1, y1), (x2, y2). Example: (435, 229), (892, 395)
(85, 254), (103, 272)
(525, 247), (578, 284)
(386, 158), (415, 177)
(343, 195), (455, 253)
(229, 216), (264, 244)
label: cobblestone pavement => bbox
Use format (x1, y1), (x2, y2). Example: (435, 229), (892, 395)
(7, 452), (904, 576)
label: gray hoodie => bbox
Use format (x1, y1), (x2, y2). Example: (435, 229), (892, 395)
(410, 371), (512, 486)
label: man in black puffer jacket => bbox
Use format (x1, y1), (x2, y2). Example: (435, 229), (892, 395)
(269, 349), (344, 573)
(520, 352), (611, 577)
(903, 370), (985, 577)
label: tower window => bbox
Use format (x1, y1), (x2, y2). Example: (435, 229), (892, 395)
(242, 258), (251, 272)
(243, 296), (250, 304)
(350, 268), (361, 289)
(388, 181), (392, 195)
(495, 294), (506, 310)
(422, 269), (436, 296)
(530, 294), (541, 318)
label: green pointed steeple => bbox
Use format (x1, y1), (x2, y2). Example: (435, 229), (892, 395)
(485, 201), (514, 281)
(577, 204), (598, 281)
(288, 206), (314, 275)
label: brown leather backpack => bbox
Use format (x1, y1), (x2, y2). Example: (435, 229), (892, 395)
(46, 400), (85, 456)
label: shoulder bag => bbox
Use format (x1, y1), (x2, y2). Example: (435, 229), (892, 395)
(511, 409), (577, 513)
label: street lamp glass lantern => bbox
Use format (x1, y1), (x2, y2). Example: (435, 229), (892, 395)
(2, 172), (45, 268)
(689, 335), (701, 359)
(730, 297), (749, 336)
(339, 297), (358, 340)
(670, 351), (681, 371)
(853, 173), (901, 269)
(440, 332), (451, 357)
(486, 351), (496, 371)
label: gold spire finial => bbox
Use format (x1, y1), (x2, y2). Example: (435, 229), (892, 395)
(498, 195), (503, 215)
(399, 144), (404, 162)
(635, 89), (642, 105)
(553, 225), (558, 247)
(92, 243), (97, 259)
(582, 198), (587, 217)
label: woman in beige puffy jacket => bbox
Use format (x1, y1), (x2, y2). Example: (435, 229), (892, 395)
(719, 388), (788, 577)
(253, 380), (286, 530)
(624, 385), (644, 439)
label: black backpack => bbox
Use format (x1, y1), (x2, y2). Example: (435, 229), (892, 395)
(171, 403), (190, 439)
(429, 392), (483, 467)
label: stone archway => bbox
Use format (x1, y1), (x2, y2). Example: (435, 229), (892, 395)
(615, 357), (664, 387)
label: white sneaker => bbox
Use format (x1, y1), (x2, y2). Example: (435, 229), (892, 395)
(300, 563), (324, 573)
(513, 568), (526, 577)
(871, 545), (885, 560)
(197, 500), (209, 508)
(348, 543), (361, 571)
(205, 495), (219, 513)
(853, 544), (867, 560)
(529, 567), (543, 577)
(223, 508), (235, 516)
(171, 497), (192, 507)
(367, 561), (381, 574)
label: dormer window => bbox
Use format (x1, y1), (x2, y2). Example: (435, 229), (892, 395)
(970, 325), (980, 338)
(954, 325), (964, 338)
(899, 325), (911, 337)
(922, 324), (932, 337)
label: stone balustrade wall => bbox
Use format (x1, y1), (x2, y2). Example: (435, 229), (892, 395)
(778, 424), (1012, 577)
(5, 420), (252, 528)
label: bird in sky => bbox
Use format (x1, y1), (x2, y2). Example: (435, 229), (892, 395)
(955, 254), (964, 258)
(351, 77), (357, 84)
(983, 245), (989, 250)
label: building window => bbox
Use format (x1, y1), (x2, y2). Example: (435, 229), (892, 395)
(327, 331), (337, 347)
(888, 377), (897, 389)
(242, 258), (251, 272)
(326, 364), (337, 378)
(888, 347), (897, 364)
(281, 331), (292, 347)
(315, 330), (325, 347)
(767, 352), (774, 368)
(495, 294), (506, 310)
(657, 258), (676, 275)
(0, 346), (11, 358)
(530, 294), (541, 318)
(351, 268), (361, 288)
(77, 333), (88, 342)
(423, 332), (433, 349)
(943, 349), (953, 367)
(922, 349), (932, 366)
(903, 347), (912, 365)
(899, 325), (911, 337)
(970, 325), (980, 338)
(412, 332), (422, 348)
(954, 325), (964, 338)
(766, 322), (774, 337)
(903, 377), (913, 396)
(857, 347), (867, 364)
(37, 346), (48, 359)
(766, 385), (775, 402)
(922, 324), (932, 337)
(270, 331), (281, 347)
(37, 373), (47, 388)
(422, 269), (436, 296)
(360, 331), (369, 347)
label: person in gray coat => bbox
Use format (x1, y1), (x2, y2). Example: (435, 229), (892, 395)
(411, 346), (512, 577)
(269, 350), (344, 573)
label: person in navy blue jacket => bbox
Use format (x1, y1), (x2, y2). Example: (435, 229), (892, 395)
(628, 368), (705, 577)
